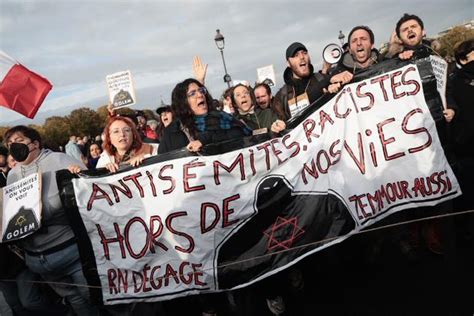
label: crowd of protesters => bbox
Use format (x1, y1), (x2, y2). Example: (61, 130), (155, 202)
(0, 13), (473, 316)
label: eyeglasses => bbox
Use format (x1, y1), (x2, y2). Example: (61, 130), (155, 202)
(110, 127), (132, 136)
(187, 87), (207, 98)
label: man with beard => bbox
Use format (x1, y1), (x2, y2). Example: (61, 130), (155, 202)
(273, 42), (342, 121)
(395, 13), (431, 60)
(394, 13), (456, 123)
(391, 14), (457, 257)
(253, 83), (273, 110)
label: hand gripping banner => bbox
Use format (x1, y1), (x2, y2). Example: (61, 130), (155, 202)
(57, 63), (460, 305)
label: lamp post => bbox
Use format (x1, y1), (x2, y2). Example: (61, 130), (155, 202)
(338, 30), (345, 46)
(214, 29), (232, 88)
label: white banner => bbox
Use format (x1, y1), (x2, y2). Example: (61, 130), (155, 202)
(429, 55), (448, 109)
(73, 65), (460, 304)
(2, 173), (42, 242)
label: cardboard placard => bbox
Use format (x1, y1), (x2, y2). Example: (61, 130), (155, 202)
(106, 70), (136, 109)
(2, 173), (42, 242)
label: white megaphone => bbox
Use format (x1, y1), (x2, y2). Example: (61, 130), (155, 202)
(322, 43), (343, 64)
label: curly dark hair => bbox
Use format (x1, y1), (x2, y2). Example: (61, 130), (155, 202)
(171, 78), (215, 138)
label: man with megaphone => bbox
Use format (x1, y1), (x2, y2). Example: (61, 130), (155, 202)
(273, 42), (335, 121)
(327, 25), (384, 93)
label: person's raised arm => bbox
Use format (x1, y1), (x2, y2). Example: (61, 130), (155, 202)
(193, 56), (208, 85)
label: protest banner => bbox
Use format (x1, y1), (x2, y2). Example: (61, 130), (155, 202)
(61, 63), (460, 305)
(106, 70), (136, 109)
(429, 55), (448, 109)
(257, 64), (276, 86)
(2, 173), (42, 242)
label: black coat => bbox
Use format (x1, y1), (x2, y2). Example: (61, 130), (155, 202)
(273, 64), (330, 121)
(451, 61), (474, 157)
(158, 120), (190, 154)
(158, 112), (249, 154)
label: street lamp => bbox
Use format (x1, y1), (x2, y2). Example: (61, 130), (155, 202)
(214, 29), (232, 88)
(338, 30), (345, 46)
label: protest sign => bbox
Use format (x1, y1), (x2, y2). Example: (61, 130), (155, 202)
(66, 64), (460, 305)
(257, 64), (276, 86)
(2, 173), (42, 242)
(106, 70), (136, 109)
(429, 55), (448, 109)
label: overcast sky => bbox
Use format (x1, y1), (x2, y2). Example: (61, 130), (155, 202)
(0, 0), (472, 125)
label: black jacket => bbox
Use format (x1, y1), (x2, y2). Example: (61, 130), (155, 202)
(451, 61), (474, 157)
(158, 111), (249, 154)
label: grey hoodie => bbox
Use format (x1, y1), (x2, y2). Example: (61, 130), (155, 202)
(6, 149), (86, 252)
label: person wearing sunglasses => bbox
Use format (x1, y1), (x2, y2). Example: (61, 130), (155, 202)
(159, 78), (251, 154)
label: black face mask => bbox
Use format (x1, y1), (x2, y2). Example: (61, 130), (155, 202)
(9, 142), (33, 162)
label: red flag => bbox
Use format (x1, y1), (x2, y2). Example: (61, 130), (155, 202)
(0, 52), (53, 119)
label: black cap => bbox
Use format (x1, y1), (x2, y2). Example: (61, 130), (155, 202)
(286, 42), (307, 60)
(156, 105), (172, 115)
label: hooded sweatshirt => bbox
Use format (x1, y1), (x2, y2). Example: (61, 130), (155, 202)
(6, 149), (86, 252)
(334, 48), (383, 75)
(273, 63), (330, 121)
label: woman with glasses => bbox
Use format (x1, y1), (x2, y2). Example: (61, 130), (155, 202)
(95, 116), (158, 172)
(231, 83), (285, 135)
(159, 78), (251, 154)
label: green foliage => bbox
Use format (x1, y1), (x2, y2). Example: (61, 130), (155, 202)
(42, 116), (71, 150)
(68, 107), (103, 138)
(96, 104), (111, 125)
(116, 107), (136, 117)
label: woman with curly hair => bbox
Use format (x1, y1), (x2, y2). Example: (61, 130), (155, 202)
(159, 78), (250, 154)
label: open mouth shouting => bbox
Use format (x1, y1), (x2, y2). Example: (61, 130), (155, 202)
(197, 100), (207, 110)
(353, 46), (369, 63)
(190, 98), (208, 116)
(298, 61), (308, 73)
(239, 98), (253, 112)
